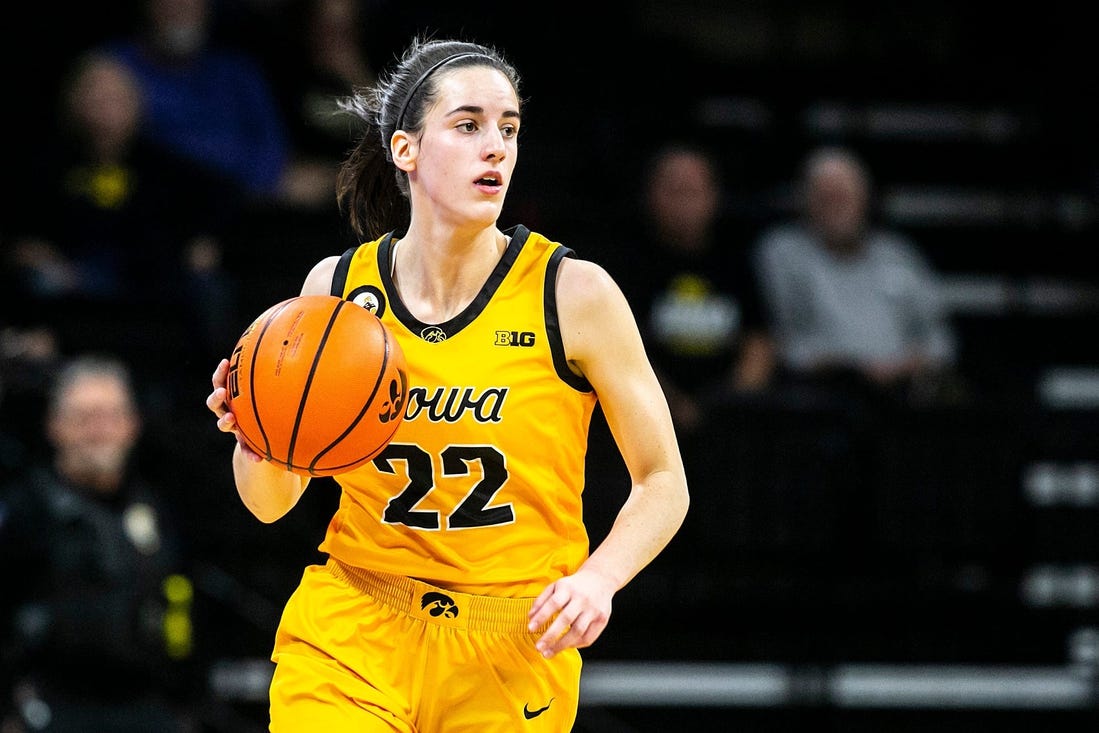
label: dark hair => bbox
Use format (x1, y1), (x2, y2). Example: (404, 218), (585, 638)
(334, 36), (522, 241)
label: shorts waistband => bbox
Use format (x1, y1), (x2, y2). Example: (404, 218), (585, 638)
(327, 558), (541, 635)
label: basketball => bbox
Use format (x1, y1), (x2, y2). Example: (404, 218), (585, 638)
(226, 295), (408, 476)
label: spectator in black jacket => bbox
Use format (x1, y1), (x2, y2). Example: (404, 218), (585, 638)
(0, 355), (196, 733)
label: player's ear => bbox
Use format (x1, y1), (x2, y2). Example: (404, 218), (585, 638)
(391, 131), (416, 172)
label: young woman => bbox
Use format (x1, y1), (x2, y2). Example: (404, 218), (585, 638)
(206, 36), (688, 732)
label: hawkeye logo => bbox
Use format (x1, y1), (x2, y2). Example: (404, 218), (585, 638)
(495, 330), (536, 347)
(421, 326), (447, 343)
(420, 591), (459, 619)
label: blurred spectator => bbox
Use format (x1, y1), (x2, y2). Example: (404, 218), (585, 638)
(5, 51), (241, 394)
(607, 141), (776, 435)
(0, 355), (196, 733)
(270, 0), (378, 209)
(101, 0), (290, 201)
(753, 146), (964, 407)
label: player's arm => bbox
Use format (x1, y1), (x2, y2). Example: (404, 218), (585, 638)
(528, 256), (689, 656)
(205, 256), (341, 523)
(208, 359), (309, 523)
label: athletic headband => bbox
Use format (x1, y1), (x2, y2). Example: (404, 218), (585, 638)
(394, 52), (491, 133)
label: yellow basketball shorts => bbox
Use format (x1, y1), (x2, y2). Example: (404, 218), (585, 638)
(268, 558), (581, 732)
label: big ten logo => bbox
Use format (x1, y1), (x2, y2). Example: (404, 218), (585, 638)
(227, 344), (244, 398)
(494, 330), (536, 347)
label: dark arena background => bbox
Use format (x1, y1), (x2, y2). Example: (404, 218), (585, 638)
(2, 1), (1095, 731)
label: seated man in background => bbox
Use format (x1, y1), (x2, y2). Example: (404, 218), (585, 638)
(753, 146), (963, 407)
(0, 355), (196, 733)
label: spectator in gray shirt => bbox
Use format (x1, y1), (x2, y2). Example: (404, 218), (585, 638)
(754, 146), (962, 405)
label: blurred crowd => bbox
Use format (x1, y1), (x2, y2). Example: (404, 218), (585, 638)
(0, 1), (1093, 731)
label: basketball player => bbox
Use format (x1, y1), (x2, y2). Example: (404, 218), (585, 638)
(206, 36), (689, 732)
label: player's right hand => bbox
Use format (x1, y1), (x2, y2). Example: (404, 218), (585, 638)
(207, 358), (263, 462)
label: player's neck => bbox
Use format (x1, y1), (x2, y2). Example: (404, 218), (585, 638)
(392, 227), (508, 323)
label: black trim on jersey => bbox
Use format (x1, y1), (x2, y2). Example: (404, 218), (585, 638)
(545, 246), (593, 393)
(375, 232), (398, 286)
(331, 245), (360, 297)
(382, 226), (531, 341)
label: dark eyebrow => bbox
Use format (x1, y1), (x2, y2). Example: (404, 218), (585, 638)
(445, 105), (521, 120)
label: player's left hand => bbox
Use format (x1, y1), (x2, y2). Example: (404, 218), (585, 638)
(528, 568), (614, 658)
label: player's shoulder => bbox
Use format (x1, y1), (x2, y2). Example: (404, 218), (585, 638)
(302, 254), (343, 296)
(556, 256), (625, 327)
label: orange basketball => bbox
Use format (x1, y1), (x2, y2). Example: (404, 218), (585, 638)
(226, 295), (407, 476)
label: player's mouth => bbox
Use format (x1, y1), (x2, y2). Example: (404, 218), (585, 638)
(474, 172), (503, 191)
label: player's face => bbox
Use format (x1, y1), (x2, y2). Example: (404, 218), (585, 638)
(411, 66), (520, 228)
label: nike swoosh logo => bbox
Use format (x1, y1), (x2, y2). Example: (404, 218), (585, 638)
(523, 698), (554, 719)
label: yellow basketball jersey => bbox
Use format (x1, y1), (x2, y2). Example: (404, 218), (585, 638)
(322, 225), (598, 597)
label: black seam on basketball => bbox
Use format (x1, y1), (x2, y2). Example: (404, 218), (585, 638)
(367, 329), (406, 453)
(309, 313), (391, 473)
(290, 299), (343, 469)
(252, 300), (296, 459)
(308, 372), (404, 475)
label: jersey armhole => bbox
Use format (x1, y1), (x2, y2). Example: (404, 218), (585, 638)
(545, 247), (593, 393)
(331, 246), (358, 297)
